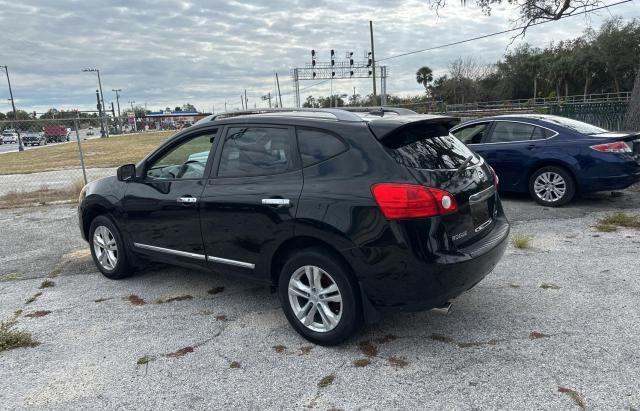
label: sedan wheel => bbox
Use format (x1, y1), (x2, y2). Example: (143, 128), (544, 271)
(288, 265), (343, 333)
(534, 171), (566, 203)
(93, 225), (118, 270)
(529, 166), (575, 207)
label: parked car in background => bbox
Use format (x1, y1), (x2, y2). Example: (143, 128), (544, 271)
(22, 130), (46, 146)
(451, 115), (640, 206)
(78, 108), (509, 345)
(1, 129), (19, 144)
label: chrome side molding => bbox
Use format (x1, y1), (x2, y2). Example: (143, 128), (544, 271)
(207, 255), (255, 269)
(133, 242), (255, 269)
(133, 242), (206, 260)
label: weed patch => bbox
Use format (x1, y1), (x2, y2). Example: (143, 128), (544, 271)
(511, 233), (534, 249)
(300, 346), (314, 355)
(273, 345), (286, 353)
(430, 333), (498, 348)
(318, 374), (335, 388)
(25, 292), (42, 304)
(39, 280), (55, 289)
(595, 223), (617, 232)
(540, 283), (561, 290)
(229, 361), (241, 369)
(137, 355), (153, 365)
(353, 358), (371, 367)
(0, 320), (36, 352)
(387, 356), (409, 368)
(358, 340), (378, 357)
(597, 212), (640, 229)
(214, 315), (228, 321)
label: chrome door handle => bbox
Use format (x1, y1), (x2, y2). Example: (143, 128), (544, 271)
(177, 196), (198, 203)
(262, 198), (290, 206)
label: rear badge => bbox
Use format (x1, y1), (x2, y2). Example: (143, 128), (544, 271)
(452, 231), (468, 241)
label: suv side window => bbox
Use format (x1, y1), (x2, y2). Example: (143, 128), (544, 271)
(217, 126), (291, 177)
(146, 132), (215, 180)
(452, 123), (490, 144)
(296, 128), (347, 167)
(487, 121), (539, 143)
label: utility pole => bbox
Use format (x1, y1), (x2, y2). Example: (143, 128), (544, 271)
(112, 89), (122, 133)
(241, 95), (245, 110)
(369, 20), (377, 100)
(95, 89), (106, 137)
(1, 65), (24, 151)
(129, 100), (138, 132)
(82, 68), (109, 137)
(244, 89), (248, 110)
(353, 87), (357, 106)
(276, 72), (283, 108)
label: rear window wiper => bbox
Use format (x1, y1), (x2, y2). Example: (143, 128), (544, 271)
(452, 155), (475, 177)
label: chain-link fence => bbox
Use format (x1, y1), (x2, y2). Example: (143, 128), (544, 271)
(0, 117), (174, 209)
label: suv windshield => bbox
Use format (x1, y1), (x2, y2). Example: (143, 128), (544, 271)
(542, 116), (607, 135)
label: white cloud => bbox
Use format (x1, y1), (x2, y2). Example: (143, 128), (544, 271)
(0, 0), (637, 113)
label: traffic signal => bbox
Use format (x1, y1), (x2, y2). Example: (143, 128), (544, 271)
(368, 70), (372, 76)
(350, 71), (354, 77)
(332, 71), (335, 77)
(367, 52), (372, 67)
(313, 72), (316, 78)
(350, 59), (354, 66)
(311, 49), (315, 57)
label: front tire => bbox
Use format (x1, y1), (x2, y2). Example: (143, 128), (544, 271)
(89, 215), (132, 279)
(529, 166), (575, 207)
(278, 248), (362, 346)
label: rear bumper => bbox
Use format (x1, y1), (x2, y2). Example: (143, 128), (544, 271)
(355, 215), (510, 311)
(579, 170), (640, 192)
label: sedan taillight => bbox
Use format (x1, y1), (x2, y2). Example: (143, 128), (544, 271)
(590, 141), (631, 153)
(371, 183), (458, 219)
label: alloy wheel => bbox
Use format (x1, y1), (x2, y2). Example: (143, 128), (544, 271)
(288, 265), (343, 333)
(533, 171), (566, 203)
(93, 225), (118, 270)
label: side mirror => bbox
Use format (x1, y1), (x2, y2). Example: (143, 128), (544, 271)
(117, 164), (136, 181)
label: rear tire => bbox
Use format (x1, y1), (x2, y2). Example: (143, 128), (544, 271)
(278, 247), (362, 346)
(89, 215), (133, 279)
(529, 166), (575, 207)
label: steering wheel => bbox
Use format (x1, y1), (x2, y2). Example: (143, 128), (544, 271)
(176, 160), (204, 179)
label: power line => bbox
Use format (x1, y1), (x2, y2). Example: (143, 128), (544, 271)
(377, 0), (633, 62)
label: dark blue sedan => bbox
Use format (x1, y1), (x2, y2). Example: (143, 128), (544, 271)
(451, 115), (640, 206)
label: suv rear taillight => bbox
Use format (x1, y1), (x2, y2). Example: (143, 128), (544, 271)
(371, 183), (458, 219)
(590, 141), (631, 153)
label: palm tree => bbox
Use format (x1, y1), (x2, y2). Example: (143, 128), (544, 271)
(416, 66), (434, 93)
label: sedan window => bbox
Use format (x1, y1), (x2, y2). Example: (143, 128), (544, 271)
(542, 116), (607, 135)
(488, 122), (539, 143)
(146, 133), (215, 180)
(217, 127), (291, 177)
(452, 123), (489, 144)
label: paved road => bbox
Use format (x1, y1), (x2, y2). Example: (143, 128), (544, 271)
(0, 129), (110, 154)
(1, 191), (639, 409)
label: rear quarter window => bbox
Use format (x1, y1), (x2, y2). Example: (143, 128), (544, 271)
(296, 128), (347, 167)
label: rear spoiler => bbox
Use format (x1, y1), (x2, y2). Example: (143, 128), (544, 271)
(367, 115), (460, 146)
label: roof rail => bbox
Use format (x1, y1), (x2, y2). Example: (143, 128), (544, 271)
(200, 108), (364, 123)
(339, 106), (418, 116)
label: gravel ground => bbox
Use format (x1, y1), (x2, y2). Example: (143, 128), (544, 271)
(1, 188), (639, 410)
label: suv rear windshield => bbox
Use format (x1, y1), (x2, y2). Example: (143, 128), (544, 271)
(384, 124), (479, 170)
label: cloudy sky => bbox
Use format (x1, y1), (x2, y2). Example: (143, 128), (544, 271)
(0, 0), (637, 114)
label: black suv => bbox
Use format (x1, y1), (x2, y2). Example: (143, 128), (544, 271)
(78, 108), (509, 345)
